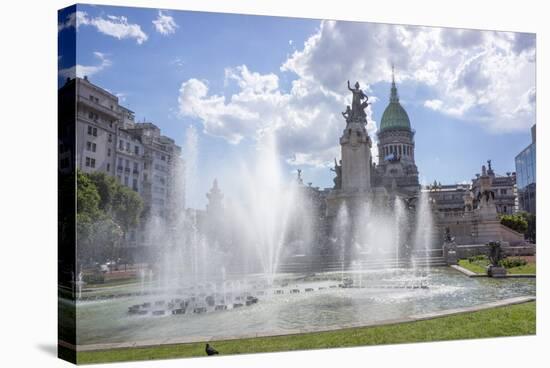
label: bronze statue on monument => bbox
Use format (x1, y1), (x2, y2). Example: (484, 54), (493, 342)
(347, 80), (369, 122)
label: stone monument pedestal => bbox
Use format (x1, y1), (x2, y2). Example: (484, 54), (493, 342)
(442, 244), (458, 265)
(446, 249), (458, 265)
(486, 265), (507, 278)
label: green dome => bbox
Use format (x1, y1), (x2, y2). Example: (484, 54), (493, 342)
(380, 101), (411, 131)
(379, 75), (411, 132)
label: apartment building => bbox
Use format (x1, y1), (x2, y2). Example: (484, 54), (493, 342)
(62, 77), (184, 249)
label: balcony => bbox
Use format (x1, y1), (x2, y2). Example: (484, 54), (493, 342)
(133, 169), (139, 175)
(77, 95), (120, 120)
(124, 167), (131, 174)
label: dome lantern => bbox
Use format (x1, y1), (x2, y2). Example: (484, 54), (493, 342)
(379, 66), (411, 132)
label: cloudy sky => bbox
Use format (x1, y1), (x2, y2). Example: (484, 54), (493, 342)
(59, 4), (536, 208)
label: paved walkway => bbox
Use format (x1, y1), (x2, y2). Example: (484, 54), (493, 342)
(60, 295), (535, 352)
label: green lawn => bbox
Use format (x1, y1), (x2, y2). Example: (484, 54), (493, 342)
(84, 278), (140, 289)
(77, 301), (536, 364)
(458, 258), (536, 275)
(458, 259), (487, 274)
(507, 263), (536, 274)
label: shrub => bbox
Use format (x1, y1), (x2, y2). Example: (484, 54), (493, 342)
(468, 255), (487, 263)
(82, 272), (105, 284)
(500, 257), (527, 269)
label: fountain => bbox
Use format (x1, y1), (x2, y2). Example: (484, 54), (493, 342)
(69, 80), (535, 347)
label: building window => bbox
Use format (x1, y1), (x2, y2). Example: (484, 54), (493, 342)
(87, 126), (97, 137)
(108, 133), (112, 142)
(134, 146), (139, 155)
(107, 148), (111, 157)
(132, 179), (138, 191)
(124, 176), (129, 186)
(86, 142), (97, 152)
(161, 155), (166, 161)
(126, 142), (131, 152)
(88, 111), (98, 121)
(106, 163), (110, 172)
(85, 157), (96, 168)
(500, 189), (507, 195)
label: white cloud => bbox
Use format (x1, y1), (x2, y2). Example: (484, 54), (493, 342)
(58, 12), (76, 32)
(171, 57), (185, 68)
(282, 21), (535, 133)
(115, 92), (127, 103)
(59, 51), (111, 79)
(152, 11), (178, 35)
(424, 99), (443, 111)
(177, 20), (535, 168)
(76, 11), (148, 44)
(178, 65), (366, 166)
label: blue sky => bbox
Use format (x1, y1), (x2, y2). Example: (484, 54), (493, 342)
(59, 4), (536, 208)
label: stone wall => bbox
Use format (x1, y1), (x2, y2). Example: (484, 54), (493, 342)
(455, 244), (536, 259)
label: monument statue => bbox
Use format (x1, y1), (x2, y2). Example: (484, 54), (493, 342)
(442, 226), (458, 265)
(477, 189), (495, 203)
(347, 80), (369, 122)
(296, 169), (303, 184)
(487, 241), (503, 266)
(330, 158), (342, 189)
(342, 105), (352, 122)
(486, 241), (507, 277)
(444, 227), (455, 243)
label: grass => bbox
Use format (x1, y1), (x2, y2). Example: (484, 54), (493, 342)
(458, 257), (536, 275)
(507, 263), (536, 274)
(84, 278), (140, 289)
(458, 259), (487, 274)
(77, 301), (536, 364)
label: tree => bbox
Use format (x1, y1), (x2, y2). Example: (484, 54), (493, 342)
(112, 185), (143, 234)
(77, 171), (101, 217)
(88, 172), (118, 212)
(516, 211), (536, 243)
(76, 170), (143, 266)
(500, 214), (528, 234)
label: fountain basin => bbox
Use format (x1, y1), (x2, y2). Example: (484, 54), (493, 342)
(74, 267), (535, 346)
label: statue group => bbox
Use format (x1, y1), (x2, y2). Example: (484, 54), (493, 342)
(342, 81), (369, 123)
(331, 159), (342, 189)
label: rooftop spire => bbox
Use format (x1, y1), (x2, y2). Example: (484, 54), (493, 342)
(390, 64), (399, 103)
